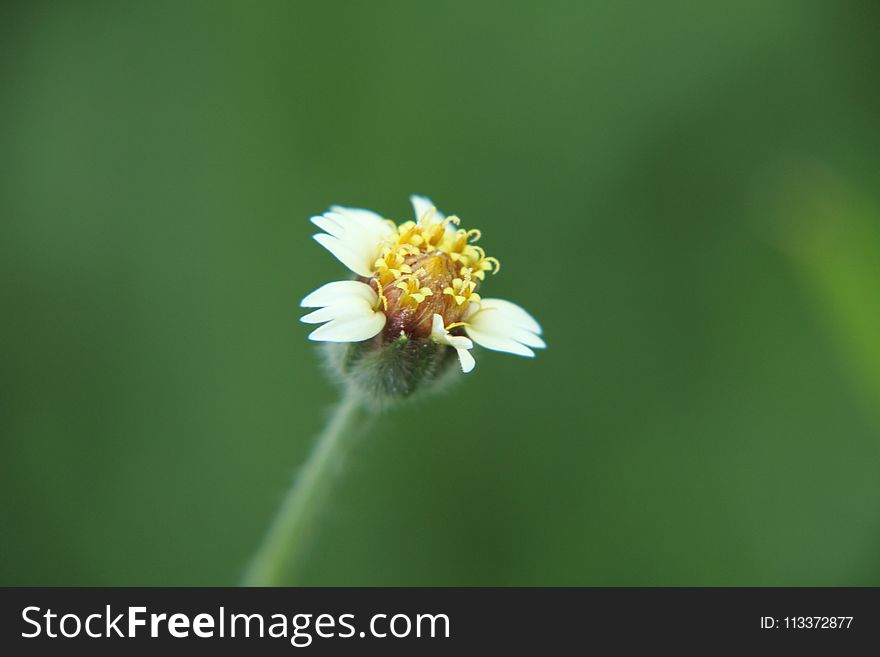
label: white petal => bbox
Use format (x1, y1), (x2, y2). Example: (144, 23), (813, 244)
(300, 299), (373, 324)
(508, 327), (546, 349)
(465, 328), (536, 357)
(430, 312), (475, 371)
(310, 214), (346, 239)
(326, 207), (392, 241)
(410, 195), (444, 223)
(300, 280), (385, 342)
(301, 281), (376, 308)
(308, 314), (385, 342)
(310, 206), (393, 276)
(329, 205), (386, 227)
(456, 347), (476, 373)
(430, 313), (446, 337)
(325, 209), (392, 249)
(465, 297), (544, 358)
(334, 210), (394, 249)
(475, 298), (543, 334)
(311, 234), (372, 278)
(447, 334), (473, 350)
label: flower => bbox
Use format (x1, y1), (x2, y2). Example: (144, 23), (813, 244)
(301, 195), (545, 375)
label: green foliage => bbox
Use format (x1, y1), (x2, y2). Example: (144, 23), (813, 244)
(2, 0), (880, 585)
(771, 164), (880, 417)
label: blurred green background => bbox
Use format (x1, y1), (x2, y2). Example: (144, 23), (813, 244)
(3, 0), (880, 585)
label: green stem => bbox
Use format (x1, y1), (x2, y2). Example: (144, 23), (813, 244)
(241, 391), (369, 586)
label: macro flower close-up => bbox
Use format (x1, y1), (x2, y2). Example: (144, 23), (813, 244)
(293, 195), (546, 411)
(242, 196), (546, 585)
(6, 3), (880, 638)
(301, 195), (545, 376)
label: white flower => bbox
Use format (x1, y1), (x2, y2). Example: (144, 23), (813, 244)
(301, 196), (545, 373)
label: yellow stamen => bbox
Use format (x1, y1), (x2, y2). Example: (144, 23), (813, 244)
(366, 204), (500, 331)
(373, 279), (388, 311)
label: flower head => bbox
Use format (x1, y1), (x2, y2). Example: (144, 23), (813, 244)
(301, 196), (544, 402)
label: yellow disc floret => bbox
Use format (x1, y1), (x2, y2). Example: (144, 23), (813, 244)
(443, 269), (480, 306)
(368, 204), (499, 338)
(395, 274), (434, 306)
(374, 247), (413, 285)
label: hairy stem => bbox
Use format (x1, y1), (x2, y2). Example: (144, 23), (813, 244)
(241, 392), (369, 586)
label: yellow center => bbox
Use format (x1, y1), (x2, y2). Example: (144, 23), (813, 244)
(369, 207), (500, 337)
